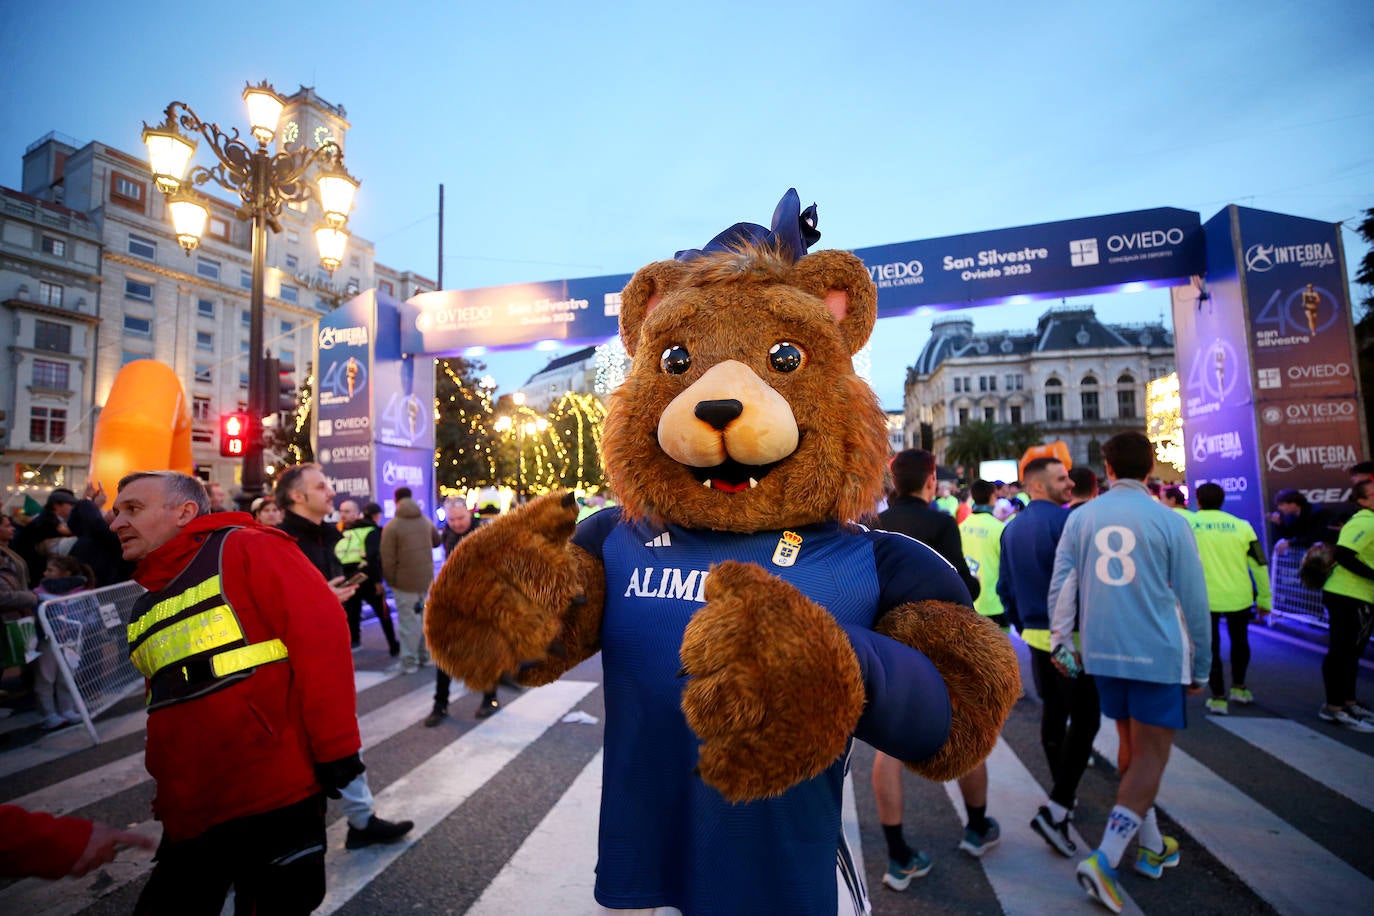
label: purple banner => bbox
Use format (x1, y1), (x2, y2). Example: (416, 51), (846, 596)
(1173, 208), (1266, 533)
(400, 207), (1205, 355)
(315, 294), (375, 506)
(1238, 207), (1363, 507)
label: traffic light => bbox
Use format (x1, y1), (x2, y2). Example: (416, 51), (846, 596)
(259, 357), (299, 423)
(219, 411), (250, 457)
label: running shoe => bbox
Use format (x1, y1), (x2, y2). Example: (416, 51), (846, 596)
(1134, 835), (1180, 879)
(1076, 849), (1124, 914)
(1319, 705), (1374, 733)
(958, 817), (1001, 858)
(1030, 806), (1076, 857)
(1346, 701), (1374, 721)
(1205, 697), (1229, 715)
(1228, 687), (1254, 705)
(881, 850), (933, 891)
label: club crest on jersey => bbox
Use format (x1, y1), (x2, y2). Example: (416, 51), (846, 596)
(771, 531), (803, 567)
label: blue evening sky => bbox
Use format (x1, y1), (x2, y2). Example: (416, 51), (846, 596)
(2, 1), (1371, 409)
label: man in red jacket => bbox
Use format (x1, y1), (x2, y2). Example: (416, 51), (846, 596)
(110, 471), (364, 915)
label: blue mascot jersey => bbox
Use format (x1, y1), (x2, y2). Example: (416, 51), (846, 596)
(573, 508), (970, 915)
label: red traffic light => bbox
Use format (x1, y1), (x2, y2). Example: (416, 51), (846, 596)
(219, 411), (252, 457)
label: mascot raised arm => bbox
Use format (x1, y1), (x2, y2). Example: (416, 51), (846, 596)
(426, 189), (1020, 915)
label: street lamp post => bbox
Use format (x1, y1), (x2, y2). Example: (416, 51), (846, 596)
(142, 81), (358, 509)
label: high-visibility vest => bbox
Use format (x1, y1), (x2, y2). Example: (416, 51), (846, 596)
(127, 527), (288, 711)
(334, 525), (374, 566)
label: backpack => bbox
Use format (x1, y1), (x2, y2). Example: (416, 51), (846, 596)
(1298, 542), (1337, 590)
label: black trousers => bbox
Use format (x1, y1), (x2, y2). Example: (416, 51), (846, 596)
(342, 563), (397, 648)
(1208, 609), (1253, 697)
(134, 794), (326, 916)
(1028, 645), (1101, 809)
(1321, 592), (1374, 706)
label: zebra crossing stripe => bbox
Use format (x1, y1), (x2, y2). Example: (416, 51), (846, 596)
(467, 751), (867, 915)
(316, 680), (598, 914)
(943, 738), (1143, 915)
(1209, 716), (1374, 813)
(1093, 715), (1374, 915)
(0, 680), (438, 916)
(468, 749), (604, 914)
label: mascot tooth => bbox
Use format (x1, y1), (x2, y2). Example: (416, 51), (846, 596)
(427, 189), (1020, 915)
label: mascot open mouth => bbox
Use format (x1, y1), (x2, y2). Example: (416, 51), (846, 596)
(689, 458), (780, 493)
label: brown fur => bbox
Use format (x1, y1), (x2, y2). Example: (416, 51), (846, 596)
(604, 242), (889, 532)
(874, 600), (1022, 780)
(426, 493), (603, 690)
(680, 561), (866, 801)
(426, 232), (1018, 806)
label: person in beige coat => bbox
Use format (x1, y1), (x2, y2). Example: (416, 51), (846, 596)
(381, 487), (441, 674)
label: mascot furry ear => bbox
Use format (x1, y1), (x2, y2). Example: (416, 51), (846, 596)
(426, 188), (1019, 914)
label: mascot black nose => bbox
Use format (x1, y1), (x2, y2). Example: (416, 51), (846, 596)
(694, 399), (743, 431)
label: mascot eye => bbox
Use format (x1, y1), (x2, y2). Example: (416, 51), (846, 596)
(660, 345), (692, 375)
(768, 341), (805, 373)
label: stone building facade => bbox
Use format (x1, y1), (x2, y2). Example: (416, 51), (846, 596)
(904, 306), (1175, 471)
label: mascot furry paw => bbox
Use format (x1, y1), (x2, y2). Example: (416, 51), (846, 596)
(427, 189), (1019, 914)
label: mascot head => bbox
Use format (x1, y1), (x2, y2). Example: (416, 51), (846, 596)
(602, 190), (889, 532)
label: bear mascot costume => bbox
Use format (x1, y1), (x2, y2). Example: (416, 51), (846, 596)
(427, 190), (1020, 915)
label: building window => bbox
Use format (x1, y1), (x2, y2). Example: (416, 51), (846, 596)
(978, 375), (996, 392)
(111, 172), (146, 211)
(124, 315), (153, 338)
(1117, 389), (1136, 419)
(1044, 378), (1063, 422)
(279, 320), (294, 335)
(34, 319), (71, 353)
(32, 358), (70, 390)
(197, 257), (221, 281)
(1081, 375), (1099, 421)
(239, 371), (249, 388)
(41, 236), (66, 257)
(240, 269), (253, 290)
(128, 235), (157, 259)
(208, 216), (230, 240)
(279, 284), (298, 304)
(196, 331), (214, 351)
(195, 362), (213, 383)
(30, 407), (67, 443)
(125, 279), (153, 301)
(192, 395), (213, 422)
(197, 298), (215, 318)
(38, 281), (63, 307)
(958, 407), (970, 426)
(286, 229), (300, 244)
(1005, 373), (1023, 391)
(984, 406), (996, 422)
(350, 255), (360, 268)
(121, 350), (145, 366)
(285, 253), (298, 270)
(1081, 390), (1100, 421)
(241, 310), (252, 327)
(379, 279), (394, 296)
(192, 428), (215, 444)
(1010, 404), (1023, 425)
(240, 340), (250, 354)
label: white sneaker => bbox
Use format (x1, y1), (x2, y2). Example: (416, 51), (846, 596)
(1345, 702), (1374, 722)
(1320, 705), (1374, 733)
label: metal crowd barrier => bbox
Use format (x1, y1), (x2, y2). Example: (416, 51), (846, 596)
(1268, 545), (1328, 629)
(36, 581), (147, 745)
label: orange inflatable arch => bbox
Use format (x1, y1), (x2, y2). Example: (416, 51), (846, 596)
(89, 360), (194, 489)
(1018, 441), (1072, 482)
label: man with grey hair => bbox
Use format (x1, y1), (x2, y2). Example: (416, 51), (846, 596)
(110, 470), (363, 913)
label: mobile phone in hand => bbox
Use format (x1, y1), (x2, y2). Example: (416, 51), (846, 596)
(1052, 644), (1081, 678)
(344, 572), (368, 587)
